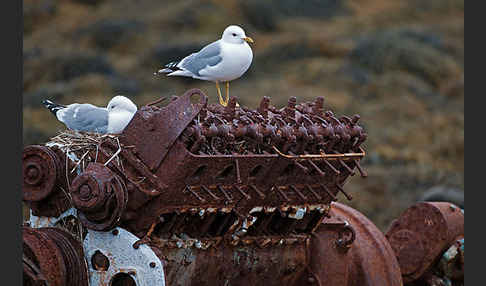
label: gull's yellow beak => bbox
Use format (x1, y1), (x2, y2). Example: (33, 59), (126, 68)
(243, 37), (254, 44)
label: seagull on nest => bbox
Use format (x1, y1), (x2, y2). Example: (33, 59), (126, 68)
(42, 96), (138, 134)
(155, 25), (254, 106)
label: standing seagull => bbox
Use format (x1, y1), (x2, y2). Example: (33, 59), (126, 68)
(42, 96), (138, 134)
(156, 25), (254, 106)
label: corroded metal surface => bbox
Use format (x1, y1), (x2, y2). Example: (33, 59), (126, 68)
(385, 202), (464, 284)
(120, 89), (208, 173)
(154, 237), (308, 286)
(151, 202), (403, 286)
(23, 226), (88, 286)
(322, 202), (404, 286)
(21, 89), (465, 286)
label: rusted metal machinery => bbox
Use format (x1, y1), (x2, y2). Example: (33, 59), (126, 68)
(386, 202), (464, 286)
(22, 89), (464, 286)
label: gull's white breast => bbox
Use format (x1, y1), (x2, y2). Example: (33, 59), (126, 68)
(199, 42), (253, 82)
(107, 110), (135, 134)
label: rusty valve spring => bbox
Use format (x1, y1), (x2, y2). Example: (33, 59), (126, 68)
(179, 96), (367, 156)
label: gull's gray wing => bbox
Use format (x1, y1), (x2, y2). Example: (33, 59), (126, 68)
(178, 40), (223, 76)
(57, 103), (109, 133)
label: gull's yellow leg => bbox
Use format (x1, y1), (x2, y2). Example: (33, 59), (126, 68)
(225, 82), (230, 106)
(215, 81), (226, 106)
(226, 82), (240, 107)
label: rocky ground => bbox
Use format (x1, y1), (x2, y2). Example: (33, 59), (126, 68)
(23, 0), (464, 231)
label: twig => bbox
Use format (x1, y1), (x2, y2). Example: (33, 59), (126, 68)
(104, 138), (122, 167)
(70, 150), (90, 173)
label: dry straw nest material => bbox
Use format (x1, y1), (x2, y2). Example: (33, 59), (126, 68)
(46, 130), (125, 176)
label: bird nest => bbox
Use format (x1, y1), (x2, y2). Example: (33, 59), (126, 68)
(46, 130), (124, 175)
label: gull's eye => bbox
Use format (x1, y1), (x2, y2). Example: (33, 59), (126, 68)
(232, 33), (237, 37)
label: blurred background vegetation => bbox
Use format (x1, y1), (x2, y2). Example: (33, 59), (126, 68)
(23, 0), (464, 230)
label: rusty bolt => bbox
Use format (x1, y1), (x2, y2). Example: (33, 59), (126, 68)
(112, 229), (119, 236)
(149, 262), (156, 268)
(79, 185), (92, 200)
(70, 172), (105, 211)
(24, 163), (42, 185)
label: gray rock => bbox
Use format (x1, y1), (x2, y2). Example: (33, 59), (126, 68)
(420, 186), (464, 208)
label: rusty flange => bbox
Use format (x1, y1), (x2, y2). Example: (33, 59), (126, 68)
(23, 226), (88, 286)
(23, 226), (66, 286)
(385, 202), (464, 283)
(70, 162), (128, 231)
(306, 202), (403, 286)
(23, 145), (62, 202)
(37, 227), (89, 286)
(23, 145), (75, 217)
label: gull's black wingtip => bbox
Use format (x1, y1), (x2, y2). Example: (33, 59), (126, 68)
(42, 99), (65, 116)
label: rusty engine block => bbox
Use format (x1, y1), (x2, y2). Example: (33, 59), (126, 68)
(22, 89), (464, 286)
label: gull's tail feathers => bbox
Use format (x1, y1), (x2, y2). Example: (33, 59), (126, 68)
(42, 100), (66, 116)
(155, 61), (181, 75)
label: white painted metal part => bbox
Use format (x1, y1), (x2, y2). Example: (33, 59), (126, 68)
(84, 227), (166, 286)
(29, 207), (77, 228)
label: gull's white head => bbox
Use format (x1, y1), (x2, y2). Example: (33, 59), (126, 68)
(221, 25), (254, 45)
(106, 95), (138, 134)
(107, 95), (138, 114)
